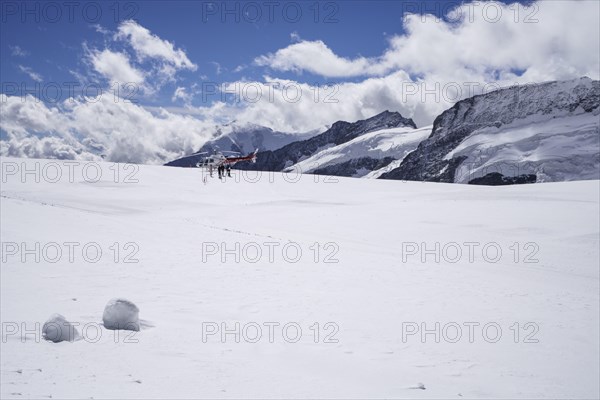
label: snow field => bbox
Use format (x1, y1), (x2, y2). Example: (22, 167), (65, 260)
(1, 157), (598, 399)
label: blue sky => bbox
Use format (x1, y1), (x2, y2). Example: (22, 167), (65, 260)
(1, 0), (598, 163)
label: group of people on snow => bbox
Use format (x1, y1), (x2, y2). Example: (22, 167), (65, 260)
(217, 164), (231, 179)
(207, 163), (232, 180)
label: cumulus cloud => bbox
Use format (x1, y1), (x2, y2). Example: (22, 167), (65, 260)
(255, 1), (599, 81)
(115, 20), (197, 72)
(1, 136), (95, 161)
(255, 40), (374, 78)
(2, 20), (206, 164)
(83, 20), (197, 94)
(88, 49), (146, 86)
(185, 71), (451, 132)
(0, 94), (213, 164)
(385, 0), (599, 82)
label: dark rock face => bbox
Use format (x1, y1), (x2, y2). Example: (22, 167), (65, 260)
(312, 157), (397, 177)
(237, 111), (416, 172)
(468, 172), (537, 185)
(380, 78), (600, 183)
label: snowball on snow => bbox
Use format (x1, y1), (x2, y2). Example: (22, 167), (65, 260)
(102, 298), (140, 331)
(42, 314), (80, 343)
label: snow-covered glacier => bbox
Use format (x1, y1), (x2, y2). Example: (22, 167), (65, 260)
(1, 158), (598, 399)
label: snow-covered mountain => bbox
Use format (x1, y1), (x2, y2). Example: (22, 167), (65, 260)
(380, 77), (600, 183)
(236, 110), (417, 172)
(165, 122), (317, 167)
(198, 122), (318, 154)
(165, 78), (599, 183)
(284, 126), (431, 177)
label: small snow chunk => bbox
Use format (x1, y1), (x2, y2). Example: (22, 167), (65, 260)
(42, 314), (79, 343)
(408, 382), (426, 390)
(102, 298), (140, 331)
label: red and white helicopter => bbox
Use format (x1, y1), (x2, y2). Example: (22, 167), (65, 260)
(194, 149), (258, 168)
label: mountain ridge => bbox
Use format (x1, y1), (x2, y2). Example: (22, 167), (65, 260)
(233, 110), (417, 172)
(165, 77), (599, 184)
(379, 77), (599, 183)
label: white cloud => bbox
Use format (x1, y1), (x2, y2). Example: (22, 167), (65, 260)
(17, 65), (43, 82)
(82, 20), (198, 95)
(383, 0), (600, 82)
(92, 24), (111, 35)
(1, 135), (93, 161)
(172, 86), (192, 104)
(115, 20), (197, 71)
(185, 71), (448, 132)
(255, 40), (374, 78)
(88, 49), (146, 86)
(211, 62), (222, 75)
(11, 45), (29, 57)
(255, 1), (599, 81)
(0, 94), (213, 164)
